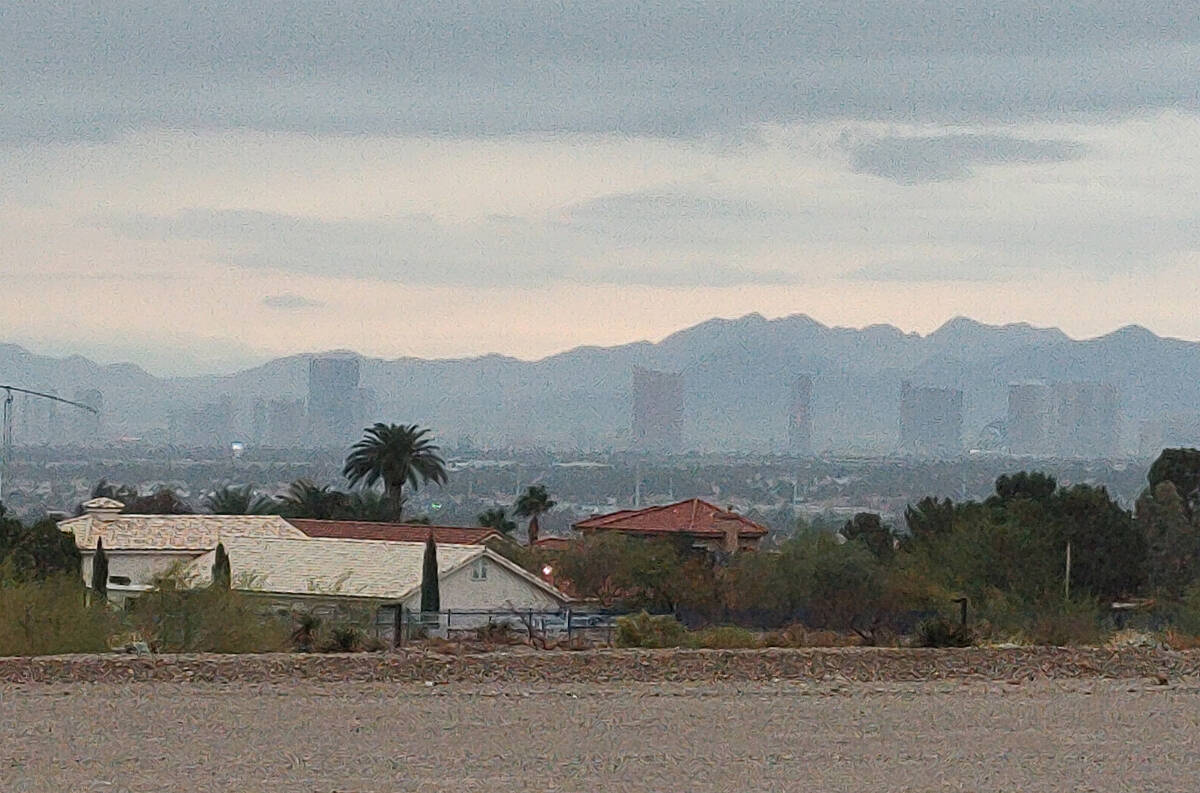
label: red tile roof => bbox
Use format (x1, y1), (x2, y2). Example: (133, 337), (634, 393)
(572, 499), (768, 539)
(532, 536), (575, 551)
(287, 519), (502, 545)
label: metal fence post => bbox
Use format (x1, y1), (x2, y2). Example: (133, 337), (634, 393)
(566, 608), (572, 643)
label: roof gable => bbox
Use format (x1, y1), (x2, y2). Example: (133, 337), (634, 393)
(287, 519), (501, 545)
(573, 499), (767, 538)
(186, 536), (483, 599)
(59, 513), (306, 551)
(184, 536), (569, 603)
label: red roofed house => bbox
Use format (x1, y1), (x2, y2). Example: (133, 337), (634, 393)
(572, 498), (767, 553)
(286, 519), (503, 546)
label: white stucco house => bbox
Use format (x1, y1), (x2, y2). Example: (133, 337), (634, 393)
(58, 499), (570, 635)
(58, 497), (307, 605)
(183, 535), (571, 641)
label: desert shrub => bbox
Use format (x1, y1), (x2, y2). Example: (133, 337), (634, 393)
(291, 612), (322, 652)
(321, 626), (364, 653)
(1160, 582), (1200, 636)
(474, 622), (517, 644)
(689, 625), (762, 649)
(0, 573), (115, 656)
(1024, 599), (1107, 646)
(914, 616), (975, 648)
(614, 612), (689, 648)
(130, 571), (290, 653)
(361, 634), (387, 652)
(761, 624), (863, 647)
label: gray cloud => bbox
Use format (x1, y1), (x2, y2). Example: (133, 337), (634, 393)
(103, 206), (806, 288)
(3, 2), (1200, 142)
(844, 260), (1029, 283)
(261, 293), (326, 310)
(844, 134), (1086, 184)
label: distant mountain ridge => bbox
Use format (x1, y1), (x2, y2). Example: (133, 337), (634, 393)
(3, 315), (1199, 454)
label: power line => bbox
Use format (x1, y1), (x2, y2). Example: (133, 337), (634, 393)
(1, 385), (100, 504)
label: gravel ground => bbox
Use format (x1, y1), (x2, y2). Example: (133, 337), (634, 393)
(4, 677), (1200, 792)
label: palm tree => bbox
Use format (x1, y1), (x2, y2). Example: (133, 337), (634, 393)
(514, 485), (556, 546)
(203, 485), (277, 515)
(477, 507), (517, 536)
(342, 423), (447, 518)
(343, 489), (404, 523)
(277, 479), (347, 520)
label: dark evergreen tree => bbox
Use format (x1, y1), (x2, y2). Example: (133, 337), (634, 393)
(212, 542), (231, 589)
(92, 538), (109, 600)
(420, 533), (440, 613)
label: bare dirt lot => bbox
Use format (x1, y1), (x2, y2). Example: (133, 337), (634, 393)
(4, 676), (1200, 792)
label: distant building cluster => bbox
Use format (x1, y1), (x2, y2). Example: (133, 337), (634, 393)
(631, 367), (684, 453)
(899, 382), (964, 457)
(168, 353), (374, 448)
(1006, 381), (1121, 458)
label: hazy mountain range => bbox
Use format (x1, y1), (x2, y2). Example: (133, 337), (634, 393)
(4, 314), (1200, 454)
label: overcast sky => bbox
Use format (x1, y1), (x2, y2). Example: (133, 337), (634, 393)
(3, 1), (1200, 374)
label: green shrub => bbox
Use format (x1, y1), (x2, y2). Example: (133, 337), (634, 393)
(1162, 582), (1200, 635)
(690, 625), (762, 649)
(1024, 599), (1106, 646)
(130, 573), (290, 653)
(322, 626), (365, 653)
(614, 612), (689, 648)
(914, 616), (975, 648)
(0, 574), (115, 656)
(291, 611), (322, 652)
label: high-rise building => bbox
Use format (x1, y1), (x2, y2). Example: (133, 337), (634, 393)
(265, 398), (307, 447)
(1051, 382), (1120, 458)
(308, 355), (360, 446)
(1007, 381), (1052, 456)
(69, 388), (104, 444)
(631, 367), (684, 452)
(167, 395), (234, 447)
(787, 374), (814, 454)
(899, 381), (963, 456)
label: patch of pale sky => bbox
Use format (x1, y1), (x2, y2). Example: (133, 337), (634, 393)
(3, 114), (1200, 373)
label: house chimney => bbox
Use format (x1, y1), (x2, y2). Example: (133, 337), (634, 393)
(82, 497), (125, 522)
(717, 515), (741, 553)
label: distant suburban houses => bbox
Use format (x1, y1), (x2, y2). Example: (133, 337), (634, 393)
(57, 496), (767, 637)
(59, 498), (569, 636)
(573, 498), (768, 552)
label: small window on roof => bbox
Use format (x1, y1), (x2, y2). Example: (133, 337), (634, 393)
(108, 575), (131, 586)
(471, 557), (488, 581)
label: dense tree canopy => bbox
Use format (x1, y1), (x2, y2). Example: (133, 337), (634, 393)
(1148, 448), (1200, 517)
(0, 507), (81, 581)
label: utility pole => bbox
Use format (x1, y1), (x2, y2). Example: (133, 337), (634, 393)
(0, 386), (99, 504)
(1064, 541), (1072, 602)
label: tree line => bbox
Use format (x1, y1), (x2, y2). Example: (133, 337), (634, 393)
(549, 450), (1200, 643)
(83, 423), (555, 540)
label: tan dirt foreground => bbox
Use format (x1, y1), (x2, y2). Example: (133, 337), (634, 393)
(1, 645), (1199, 684)
(4, 675), (1200, 792)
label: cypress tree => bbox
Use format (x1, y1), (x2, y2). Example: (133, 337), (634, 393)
(212, 542), (231, 589)
(92, 537), (109, 600)
(420, 532), (440, 613)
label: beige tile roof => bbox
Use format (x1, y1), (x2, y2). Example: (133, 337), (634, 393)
(58, 514), (306, 551)
(185, 536), (486, 600)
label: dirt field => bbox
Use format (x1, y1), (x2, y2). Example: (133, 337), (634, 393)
(4, 677), (1200, 792)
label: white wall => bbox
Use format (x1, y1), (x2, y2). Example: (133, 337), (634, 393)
(80, 551), (203, 589)
(399, 556), (563, 630)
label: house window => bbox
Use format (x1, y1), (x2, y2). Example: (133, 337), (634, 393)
(471, 558), (488, 581)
